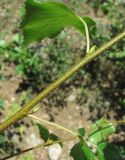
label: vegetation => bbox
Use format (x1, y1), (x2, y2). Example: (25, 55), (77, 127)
(0, 0), (125, 160)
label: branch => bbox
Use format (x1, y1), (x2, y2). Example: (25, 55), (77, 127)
(28, 114), (77, 136)
(0, 31), (125, 132)
(0, 137), (76, 160)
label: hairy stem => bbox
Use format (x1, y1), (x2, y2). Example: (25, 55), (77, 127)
(0, 31), (125, 132)
(28, 114), (77, 136)
(78, 16), (90, 53)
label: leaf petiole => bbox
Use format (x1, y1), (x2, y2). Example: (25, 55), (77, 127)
(78, 16), (90, 53)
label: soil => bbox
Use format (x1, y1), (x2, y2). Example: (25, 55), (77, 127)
(0, 0), (125, 160)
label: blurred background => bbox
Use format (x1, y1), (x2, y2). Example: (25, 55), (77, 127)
(0, 0), (125, 159)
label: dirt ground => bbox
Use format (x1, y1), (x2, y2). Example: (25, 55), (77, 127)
(0, 0), (125, 160)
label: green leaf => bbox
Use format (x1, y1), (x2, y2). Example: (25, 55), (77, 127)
(81, 140), (96, 160)
(19, 4), (26, 19)
(97, 142), (107, 160)
(109, 50), (125, 59)
(21, 0), (96, 45)
(78, 128), (85, 138)
(89, 118), (116, 144)
(70, 140), (95, 160)
(82, 17), (96, 34)
(97, 142), (122, 160)
(49, 133), (63, 147)
(37, 123), (49, 142)
(70, 143), (86, 160)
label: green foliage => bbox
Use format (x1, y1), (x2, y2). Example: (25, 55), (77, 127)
(78, 128), (85, 138)
(119, 98), (125, 107)
(21, 0), (95, 45)
(0, 32), (78, 89)
(70, 134), (96, 160)
(107, 49), (125, 69)
(37, 123), (49, 142)
(37, 123), (62, 146)
(70, 142), (86, 160)
(0, 0), (96, 91)
(119, 147), (125, 159)
(0, 34), (43, 84)
(69, 0), (83, 11)
(0, 98), (4, 110)
(0, 1), (124, 159)
(108, 50), (125, 59)
(0, 40), (8, 49)
(49, 133), (63, 147)
(81, 140), (95, 160)
(70, 118), (119, 160)
(36, 119), (119, 160)
(89, 118), (116, 144)
(97, 142), (122, 160)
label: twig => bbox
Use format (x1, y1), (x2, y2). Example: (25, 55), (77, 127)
(28, 114), (77, 136)
(0, 137), (76, 160)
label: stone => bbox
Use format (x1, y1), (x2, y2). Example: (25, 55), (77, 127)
(47, 144), (62, 160)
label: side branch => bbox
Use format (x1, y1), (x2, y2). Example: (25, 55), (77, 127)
(0, 31), (125, 132)
(0, 137), (76, 160)
(28, 114), (77, 136)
